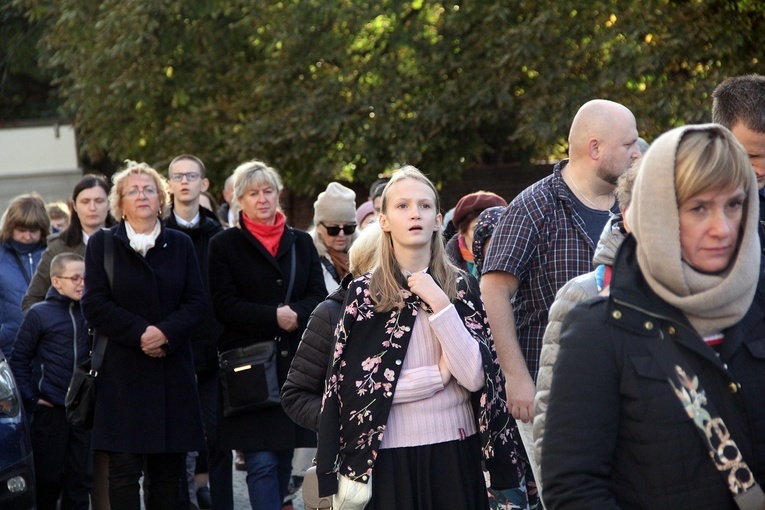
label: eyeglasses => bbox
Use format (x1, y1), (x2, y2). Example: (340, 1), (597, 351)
(320, 223), (357, 236)
(169, 172), (201, 182)
(57, 274), (84, 284)
(122, 187), (158, 198)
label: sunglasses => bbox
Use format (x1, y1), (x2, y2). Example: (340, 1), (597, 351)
(320, 223), (357, 236)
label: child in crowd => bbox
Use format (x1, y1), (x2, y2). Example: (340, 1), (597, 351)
(9, 252), (92, 510)
(315, 166), (527, 509)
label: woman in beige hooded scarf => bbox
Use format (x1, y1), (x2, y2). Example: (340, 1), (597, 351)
(542, 124), (765, 510)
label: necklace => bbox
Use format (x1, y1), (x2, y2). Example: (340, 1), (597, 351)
(569, 173), (613, 210)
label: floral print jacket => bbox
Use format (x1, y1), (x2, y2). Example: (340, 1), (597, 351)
(315, 271), (526, 496)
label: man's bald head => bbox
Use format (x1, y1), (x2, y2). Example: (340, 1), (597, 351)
(569, 100), (636, 156)
(566, 99), (640, 185)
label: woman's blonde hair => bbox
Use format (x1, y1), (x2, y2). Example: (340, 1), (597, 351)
(675, 126), (752, 205)
(0, 192), (50, 242)
(348, 222), (381, 277)
(232, 160), (283, 201)
(109, 160), (169, 219)
(369, 165), (460, 312)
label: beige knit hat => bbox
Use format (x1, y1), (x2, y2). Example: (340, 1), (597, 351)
(313, 182), (357, 225)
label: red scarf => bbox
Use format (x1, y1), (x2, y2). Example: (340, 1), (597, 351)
(241, 211), (285, 256)
(458, 234), (474, 262)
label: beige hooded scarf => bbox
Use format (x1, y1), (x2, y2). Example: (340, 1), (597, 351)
(625, 123), (760, 337)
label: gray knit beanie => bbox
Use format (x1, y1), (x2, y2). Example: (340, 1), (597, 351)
(314, 182), (357, 225)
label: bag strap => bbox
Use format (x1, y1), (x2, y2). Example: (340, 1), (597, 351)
(91, 228), (114, 373)
(284, 243), (296, 305)
(103, 227), (114, 290)
(319, 256), (340, 284)
(644, 337), (764, 509)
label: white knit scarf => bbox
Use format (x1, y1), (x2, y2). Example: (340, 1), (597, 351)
(125, 219), (161, 257)
(625, 124), (760, 337)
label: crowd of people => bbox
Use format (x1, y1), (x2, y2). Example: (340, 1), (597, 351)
(2, 72), (765, 510)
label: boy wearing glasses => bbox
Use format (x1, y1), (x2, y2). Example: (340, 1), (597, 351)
(165, 154), (229, 509)
(9, 252), (92, 510)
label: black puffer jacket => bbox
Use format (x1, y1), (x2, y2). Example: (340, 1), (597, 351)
(282, 275), (349, 433)
(10, 286), (89, 412)
(542, 236), (765, 510)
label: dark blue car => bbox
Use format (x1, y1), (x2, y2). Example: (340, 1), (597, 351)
(0, 358), (35, 508)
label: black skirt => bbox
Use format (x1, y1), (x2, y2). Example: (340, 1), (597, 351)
(370, 434), (489, 510)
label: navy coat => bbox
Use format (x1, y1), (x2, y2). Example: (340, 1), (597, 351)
(10, 286), (89, 411)
(0, 240), (45, 357)
(81, 222), (207, 453)
(208, 220), (326, 451)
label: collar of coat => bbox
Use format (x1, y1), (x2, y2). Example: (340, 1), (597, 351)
(315, 270), (525, 495)
(608, 235), (753, 368)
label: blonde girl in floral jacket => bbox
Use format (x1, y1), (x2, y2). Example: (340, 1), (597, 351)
(315, 166), (529, 510)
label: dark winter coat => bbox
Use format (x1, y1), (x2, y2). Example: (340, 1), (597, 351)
(81, 222), (207, 454)
(208, 220), (326, 451)
(9, 286), (89, 412)
(0, 240), (45, 358)
(282, 275), (349, 433)
(165, 206), (224, 373)
(542, 236), (765, 510)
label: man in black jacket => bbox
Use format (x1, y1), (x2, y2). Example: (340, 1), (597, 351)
(167, 154), (229, 510)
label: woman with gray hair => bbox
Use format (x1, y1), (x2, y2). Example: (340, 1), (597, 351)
(81, 160), (207, 509)
(208, 160), (325, 510)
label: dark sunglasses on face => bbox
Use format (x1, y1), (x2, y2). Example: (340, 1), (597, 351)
(320, 223), (357, 236)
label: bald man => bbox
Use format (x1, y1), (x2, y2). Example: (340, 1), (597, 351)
(480, 99), (640, 491)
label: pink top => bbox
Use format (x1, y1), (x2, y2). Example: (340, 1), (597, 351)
(380, 303), (483, 449)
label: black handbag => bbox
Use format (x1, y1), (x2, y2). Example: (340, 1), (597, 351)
(218, 244), (296, 417)
(65, 228), (113, 428)
(219, 339), (281, 417)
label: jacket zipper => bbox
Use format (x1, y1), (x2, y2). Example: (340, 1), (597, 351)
(70, 302), (78, 374)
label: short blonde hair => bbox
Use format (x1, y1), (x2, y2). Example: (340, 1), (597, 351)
(348, 222), (381, 277)
(46, 201), (70, 222)
(675, 126), (752, 205)
(50, 252), (84, 278)
(109, 160), (169, 219)
(615, 158), (641, 210)
(0, 193), (50, 242)
(232, 160), (283, 201)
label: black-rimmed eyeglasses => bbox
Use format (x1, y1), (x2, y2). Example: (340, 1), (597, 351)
(169, 172), (201, 182)
(320, 223), (357, 236)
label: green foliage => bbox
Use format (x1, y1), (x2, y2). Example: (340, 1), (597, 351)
(6, 0), (765, 193)
(0, 3), (58, 119)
